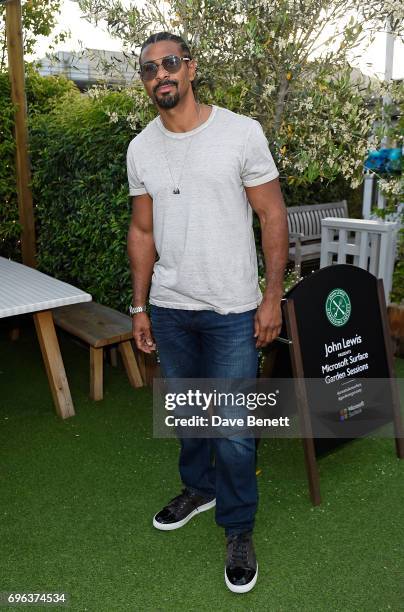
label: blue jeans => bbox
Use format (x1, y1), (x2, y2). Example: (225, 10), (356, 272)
(150, 305), (259, 536)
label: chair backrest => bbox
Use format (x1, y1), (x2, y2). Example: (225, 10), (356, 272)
(287, 200), (348, 240)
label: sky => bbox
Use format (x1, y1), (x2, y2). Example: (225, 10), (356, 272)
(28, 0), (404, 80)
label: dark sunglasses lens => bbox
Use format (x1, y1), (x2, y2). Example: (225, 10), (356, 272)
(141, 63), (157, 81)
(162, 56), (182, 72)
(140, 56), (183, 81)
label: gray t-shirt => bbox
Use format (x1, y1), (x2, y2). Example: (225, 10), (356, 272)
(126, 105), (279, 315)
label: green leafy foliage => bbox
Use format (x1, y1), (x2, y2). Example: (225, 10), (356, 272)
(75, 0), (402, 301)
(391, 229), (404, 304)
(78, 0), (401, 192)
(0, 68), (76, 260)
(0, 69), (375, 310)
(0, 72), (18, 252)
(0, 0), (66, 68)
(2, 0), (402, 306)
(30, 84), (155, 310)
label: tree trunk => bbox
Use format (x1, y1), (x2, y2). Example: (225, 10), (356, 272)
(274, 74), (289, 133)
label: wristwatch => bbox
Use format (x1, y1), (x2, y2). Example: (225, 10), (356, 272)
(129, 304), (147, 316)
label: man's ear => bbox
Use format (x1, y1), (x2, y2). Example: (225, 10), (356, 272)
(189, 58), (197, 82)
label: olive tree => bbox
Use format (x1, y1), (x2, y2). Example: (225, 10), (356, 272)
(77, 0), (403, 198)
(0, 0), (68, 69)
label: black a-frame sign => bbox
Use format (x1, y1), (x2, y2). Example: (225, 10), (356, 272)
(265, 265), (404, 506)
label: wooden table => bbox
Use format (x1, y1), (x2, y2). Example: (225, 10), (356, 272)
(0, 257), (91, 419)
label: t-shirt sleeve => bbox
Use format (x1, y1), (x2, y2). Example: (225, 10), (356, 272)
(241, 120), (279, 187)
(127, 141), (148, 196)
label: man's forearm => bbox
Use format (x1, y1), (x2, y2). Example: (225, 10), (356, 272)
(127, 226), (156, 305)
(260, 204), (289, 301)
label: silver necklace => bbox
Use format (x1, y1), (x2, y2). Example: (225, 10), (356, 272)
(162, 103), (202, 195)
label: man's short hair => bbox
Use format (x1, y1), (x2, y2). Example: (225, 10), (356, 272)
(140, 31), (192, 62)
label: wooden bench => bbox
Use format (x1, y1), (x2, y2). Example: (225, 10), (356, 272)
(287, 200), (348, 270)
(52, 301), (145, 401)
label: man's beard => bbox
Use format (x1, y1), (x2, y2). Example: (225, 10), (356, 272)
(153, 81), (179, 109)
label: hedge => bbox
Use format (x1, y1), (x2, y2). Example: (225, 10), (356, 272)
(0, 66), (76, 260)
(30, 84), (155, 311)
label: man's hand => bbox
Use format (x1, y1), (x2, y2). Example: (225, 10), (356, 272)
(254, 295), (282, 348)
(132, 312), (156, 353)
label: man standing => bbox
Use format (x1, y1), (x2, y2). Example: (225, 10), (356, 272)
(127, 31), (288, 593)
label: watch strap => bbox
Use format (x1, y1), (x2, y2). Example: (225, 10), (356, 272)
(129, 304), (147, 316)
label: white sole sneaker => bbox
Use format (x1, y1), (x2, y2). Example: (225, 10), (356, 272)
(224, 563), (258, 594)
(152, 498), (216, 531)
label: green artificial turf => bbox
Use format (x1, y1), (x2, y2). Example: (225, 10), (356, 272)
(1, 323), (404, 611)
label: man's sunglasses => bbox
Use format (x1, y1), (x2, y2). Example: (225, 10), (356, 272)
(139, 55), (191, 82)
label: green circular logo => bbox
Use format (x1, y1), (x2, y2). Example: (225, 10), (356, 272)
(325, 288), (351, 327)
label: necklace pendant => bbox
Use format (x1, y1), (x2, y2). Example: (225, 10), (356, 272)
(173, 188), (180, 194)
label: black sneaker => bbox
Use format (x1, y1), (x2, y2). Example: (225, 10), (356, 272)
(153, 488), (216, 531)
(225, 531), (258, 593)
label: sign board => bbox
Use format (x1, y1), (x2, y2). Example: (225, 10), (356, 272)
(267, 264), (404, 505)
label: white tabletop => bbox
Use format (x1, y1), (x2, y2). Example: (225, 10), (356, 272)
(0, 257), (92, 318)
